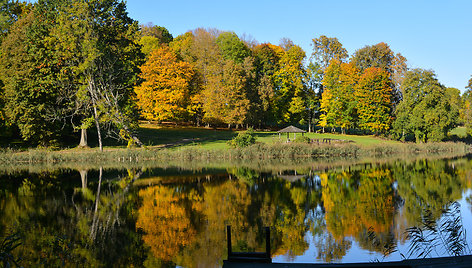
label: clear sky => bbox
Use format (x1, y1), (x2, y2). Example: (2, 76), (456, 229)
(126, 0), (472, 92)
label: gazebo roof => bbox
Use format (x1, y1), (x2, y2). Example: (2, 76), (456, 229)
(277, 125), (306, 133)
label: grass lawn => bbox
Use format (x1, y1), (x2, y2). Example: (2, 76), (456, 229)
(449, 126), (467, 138)
(137, 123), (402, 149)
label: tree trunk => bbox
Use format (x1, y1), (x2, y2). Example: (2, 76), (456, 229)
(93, 107), (103, 151)
(90, 167), (102, 241)
(88, 77), (103, 151)
(79, 128), (88, 148)
(79, 169), (88, 188)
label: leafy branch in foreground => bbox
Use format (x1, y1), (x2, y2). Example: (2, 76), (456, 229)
(405, 201), (471, 259)
(0, 232), (22, 267)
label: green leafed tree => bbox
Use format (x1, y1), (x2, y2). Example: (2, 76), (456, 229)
(215, 31), (251, 64)
(0, 2), (67, 146)
(310, 35), (348, 71)
(1, 0), (144, 149)
(139, 23), (173, 57)
(55, 0), (144, 150)
(393, 69), (459, 142)
(463, 76), (472, 136)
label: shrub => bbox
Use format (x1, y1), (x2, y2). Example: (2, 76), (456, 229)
(293, 135), (311, 144)
(228, 128), (256, 148)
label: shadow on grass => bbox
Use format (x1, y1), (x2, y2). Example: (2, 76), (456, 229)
(445, 134), (472, 145)
(137, 125), (237, 147)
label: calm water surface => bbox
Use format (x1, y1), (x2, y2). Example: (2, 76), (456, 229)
(1, 156), (471, 267)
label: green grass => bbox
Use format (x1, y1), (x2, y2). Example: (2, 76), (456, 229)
(449, 126), (467, 138)
(1, 124), (470, 166)
(137, 123), (401, 150)
(137, 123), (236, 148)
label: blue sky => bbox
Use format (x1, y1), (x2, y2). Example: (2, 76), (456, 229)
(126, 0), (471, 92)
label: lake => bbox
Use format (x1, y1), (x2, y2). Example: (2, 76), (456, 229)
(1, 155), (471, 267)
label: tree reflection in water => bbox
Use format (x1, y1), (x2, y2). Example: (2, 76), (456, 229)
(0, 156), (471, 266)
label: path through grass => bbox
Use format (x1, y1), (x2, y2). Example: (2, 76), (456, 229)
(138, 123), (401, 149)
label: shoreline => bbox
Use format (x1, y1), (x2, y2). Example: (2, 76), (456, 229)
(0, 141), (470, 173)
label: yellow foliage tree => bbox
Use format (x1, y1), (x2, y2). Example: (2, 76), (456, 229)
(134, 46), (194, 122)
(136, 186), (197, 261)
(355, 67), (393, 134)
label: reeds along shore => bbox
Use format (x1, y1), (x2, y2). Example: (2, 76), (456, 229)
(0, 141), (470, 166)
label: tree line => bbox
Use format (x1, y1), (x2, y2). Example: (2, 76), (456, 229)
(1, 0), (472, 148)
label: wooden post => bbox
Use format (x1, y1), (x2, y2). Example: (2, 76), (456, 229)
(265, 227), (270, 259)
(227, 225), (232, 257)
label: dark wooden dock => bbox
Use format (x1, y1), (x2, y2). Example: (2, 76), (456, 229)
(223, 255), (472, 268)
(226, 226), (272, 263)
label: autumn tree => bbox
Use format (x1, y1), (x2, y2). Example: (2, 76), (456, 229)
(215, 31), (257, 126)
(351, 42), (395, 73)
(309, 35), (348, 96)
(393, 69), (458, 142)
(139, 23), (173, 56)
(170, 28), (224, 126)
(319, 60), (359, 133)
(251, 43), (284, 126)
(273, 44), (308, 124)
(351, 42), (407, 105)
(134, 46), (194, 122)
(202, 58), (251, 127)
(355, 67), (393, 134)
(140, 22), (173, 43)
(0, 0), (30, 40)
(309, 36), (348, 131)
(311, 35), (348, 72)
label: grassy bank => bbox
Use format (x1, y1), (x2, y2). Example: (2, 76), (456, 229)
(0, 139), (470, 167)
(0, 144), (470, 175)
(1, 124), (470, 166)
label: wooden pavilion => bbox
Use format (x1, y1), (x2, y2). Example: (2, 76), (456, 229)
(277, 125), (306, 142)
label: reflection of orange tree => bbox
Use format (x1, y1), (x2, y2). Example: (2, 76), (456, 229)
(136, 186), (199, 262)
(135, 176), (317, 266)
(320, 168), (396, 253)
(175, 179), (252, 268)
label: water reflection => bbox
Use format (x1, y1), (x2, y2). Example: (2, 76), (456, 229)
(0, 156), (471, 267)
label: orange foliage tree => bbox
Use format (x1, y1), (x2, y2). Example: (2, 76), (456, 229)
(136, 186), (198, 261)
(134, 46), (194, 122)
